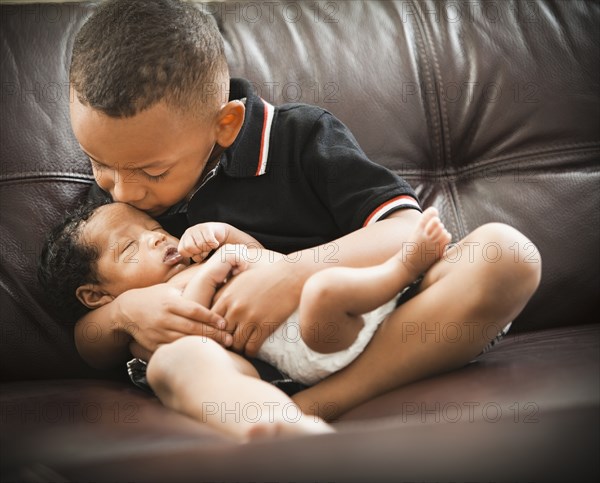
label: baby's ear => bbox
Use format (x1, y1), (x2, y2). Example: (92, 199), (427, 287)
(76, 284), (114, 309)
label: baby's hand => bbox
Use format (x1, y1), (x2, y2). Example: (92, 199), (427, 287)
(179, 222), (232, 263)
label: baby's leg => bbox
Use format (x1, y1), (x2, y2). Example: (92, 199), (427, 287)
(146, 336), (333, 442)
(299, 207), (451, 353)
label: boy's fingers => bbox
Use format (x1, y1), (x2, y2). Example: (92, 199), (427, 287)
(172, 301), (226, 328)
(166, 300), (235, 347)
(231, 324), (258, 354)
(244, 339), (261, 358)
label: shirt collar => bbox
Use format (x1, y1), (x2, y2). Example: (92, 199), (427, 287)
(220, 78), (275, 178)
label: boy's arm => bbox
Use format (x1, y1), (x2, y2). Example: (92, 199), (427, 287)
(74, 283), (229, 369)
(212, 209), (422, 355)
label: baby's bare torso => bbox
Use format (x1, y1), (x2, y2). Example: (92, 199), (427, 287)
(166, 247), (283, 291)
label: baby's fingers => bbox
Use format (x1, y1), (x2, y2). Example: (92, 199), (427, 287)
(179, 231), (220, 258)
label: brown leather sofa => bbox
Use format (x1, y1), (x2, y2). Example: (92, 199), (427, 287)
(1, 1), (598, 481)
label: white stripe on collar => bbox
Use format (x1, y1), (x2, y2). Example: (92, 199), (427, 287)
(255, 99), (275, 176)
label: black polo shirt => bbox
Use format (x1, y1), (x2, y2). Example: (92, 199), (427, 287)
(158, 78), (421, 253)
(88, 78), (421, 251)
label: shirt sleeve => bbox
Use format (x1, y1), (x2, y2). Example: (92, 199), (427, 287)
(300, 111), (421, 233)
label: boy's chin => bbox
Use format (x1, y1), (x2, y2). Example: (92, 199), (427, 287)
(144, 206), (168, 217)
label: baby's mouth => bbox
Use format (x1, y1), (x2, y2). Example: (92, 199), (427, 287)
(163, 246), (183, 265)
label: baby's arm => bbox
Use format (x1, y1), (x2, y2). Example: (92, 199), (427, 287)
(182, 243), (285, 308)
(178, 222), (263, 262)
(179, 222), (263, 306)
(182, 245), (249, 307)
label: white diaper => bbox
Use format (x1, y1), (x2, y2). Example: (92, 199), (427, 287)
(256, 296), (400, 386)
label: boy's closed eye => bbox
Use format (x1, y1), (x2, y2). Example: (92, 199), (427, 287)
(141, 168), (170, 182)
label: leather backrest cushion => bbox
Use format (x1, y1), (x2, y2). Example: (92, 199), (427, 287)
(1, 1), (598, 381)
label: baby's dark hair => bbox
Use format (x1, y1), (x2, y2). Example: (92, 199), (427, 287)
(38, 200), (110, 322)
(70, 0), (228, 118)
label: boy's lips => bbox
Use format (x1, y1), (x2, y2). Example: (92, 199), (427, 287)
(163, 246), (183, 265)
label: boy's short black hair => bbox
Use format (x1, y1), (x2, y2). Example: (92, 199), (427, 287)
(38, 200), (110, 322)
(70, 0), (227, 118)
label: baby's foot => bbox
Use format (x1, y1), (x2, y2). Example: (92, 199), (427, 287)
(395, 207), (452, 277)
(245, 416), (334, 442)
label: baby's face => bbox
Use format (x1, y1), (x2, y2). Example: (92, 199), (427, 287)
(82, 203), (190, 297)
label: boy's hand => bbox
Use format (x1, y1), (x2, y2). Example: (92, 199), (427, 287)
(211, 259), (306, 356)
(178, 222), (232, 263)
(117, 284), (231, 353)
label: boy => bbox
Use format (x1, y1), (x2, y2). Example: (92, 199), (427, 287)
(39, 201), (450, 438)
(68, 0), (541, 419)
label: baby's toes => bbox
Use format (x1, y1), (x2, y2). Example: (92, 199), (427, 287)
(438, 228), (452, 245)
(418, 207), (439, 230)
(425, 217), (443, 238)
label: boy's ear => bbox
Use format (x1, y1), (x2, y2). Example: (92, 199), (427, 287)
(214, 100), (245, 148)
(76, 284), (114, 309)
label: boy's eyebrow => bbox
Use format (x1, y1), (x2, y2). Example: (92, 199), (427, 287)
(80, 149), (105, 166)
(79, 147), (170, 169)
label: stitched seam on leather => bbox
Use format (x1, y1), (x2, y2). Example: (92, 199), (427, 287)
(466, 149), (600, 174)
(415, 3), (451, 169)
(453, 142), (600, 172)
(411, 0), (464, 240)
(441, 182), (462, 238)
(449, 181), (469, 236)
(0, 172), (94, 182)
(409, 0), (442, 165)
(0, 178), (94, 188)
(387, 146), (600, 179)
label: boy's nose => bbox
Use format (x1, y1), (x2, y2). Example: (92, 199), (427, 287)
(111, 177), (146, 203)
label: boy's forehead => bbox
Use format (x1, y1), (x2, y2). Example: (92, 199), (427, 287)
(70, 92), (217, 178)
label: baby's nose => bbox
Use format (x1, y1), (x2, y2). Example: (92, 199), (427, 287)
(150, 232), (166, 248)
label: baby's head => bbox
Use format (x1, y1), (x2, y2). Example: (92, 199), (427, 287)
(38, 202), (189, 321)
